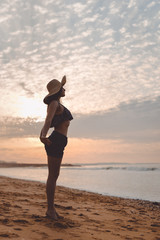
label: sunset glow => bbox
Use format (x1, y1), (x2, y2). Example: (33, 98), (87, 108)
(0, 0), (159, 164)
(18, 96), (46, 119)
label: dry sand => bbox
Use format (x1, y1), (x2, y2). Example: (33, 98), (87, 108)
(0, 176), (160, 240)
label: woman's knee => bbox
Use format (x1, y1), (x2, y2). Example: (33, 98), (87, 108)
(48, 172), (59, 182)
(47, 156), (62, 181)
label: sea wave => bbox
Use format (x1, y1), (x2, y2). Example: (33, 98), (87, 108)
(104, 167), (159, 171)
(62, 166), (160, 172)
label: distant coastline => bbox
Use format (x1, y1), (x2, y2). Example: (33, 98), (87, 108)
(0, 161), (79, 168)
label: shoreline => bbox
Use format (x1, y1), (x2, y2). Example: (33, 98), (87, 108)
(0, 176), (160, 240)
(1, 175), (160, 204)
(1, 176), (160, 205)
(0, 174), (160, 203)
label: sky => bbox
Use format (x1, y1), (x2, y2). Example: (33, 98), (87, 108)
(0, 0), (160, 164)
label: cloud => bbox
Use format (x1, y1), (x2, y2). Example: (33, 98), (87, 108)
(0, 117), (43, 138)
(69, 96), (160, 142)
(18, 82), (35, 97)
(0, 96), (159, 144)
(0, 0), (159, 118)
(147, 1), (156, 8)
(109, 1), (121, 14)
(67, 2), (87, 17)
(128, 0), (136, 9)
(34, 5), (48, 14)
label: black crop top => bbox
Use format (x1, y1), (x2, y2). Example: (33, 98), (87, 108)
(50, 104), (73, 128)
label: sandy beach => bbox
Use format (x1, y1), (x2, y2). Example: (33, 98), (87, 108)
(0, 176), (160, 240)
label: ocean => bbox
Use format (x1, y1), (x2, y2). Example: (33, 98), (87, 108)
(0, 162), (160, 202)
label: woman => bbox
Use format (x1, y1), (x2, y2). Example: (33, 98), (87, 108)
(40, 75), (73, 220)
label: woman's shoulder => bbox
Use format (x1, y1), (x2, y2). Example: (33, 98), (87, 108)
(48, 100), (59, 111)
(49, 100), (59, 105)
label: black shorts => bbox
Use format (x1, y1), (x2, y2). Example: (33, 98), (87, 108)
(45, 131), (68, 158)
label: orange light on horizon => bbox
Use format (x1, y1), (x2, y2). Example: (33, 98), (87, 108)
(0, 137), (159, 164)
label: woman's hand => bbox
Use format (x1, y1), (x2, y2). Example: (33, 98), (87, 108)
(40, 137), (52, 146)
(61, 75), (66, 85)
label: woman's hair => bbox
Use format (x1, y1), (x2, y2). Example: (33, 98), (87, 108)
(43, 87), (63, 105)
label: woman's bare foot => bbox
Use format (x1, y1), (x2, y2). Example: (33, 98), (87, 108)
(46, 209), (58, 220)
(55, 210), (64, 219)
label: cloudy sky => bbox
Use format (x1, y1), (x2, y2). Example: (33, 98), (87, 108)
(0, 0), (160, 164)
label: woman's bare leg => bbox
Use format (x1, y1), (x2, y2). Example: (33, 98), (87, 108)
(46, 155), (62, 219)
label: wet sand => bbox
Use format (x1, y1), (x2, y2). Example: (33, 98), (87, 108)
(0, 176), (160, 240)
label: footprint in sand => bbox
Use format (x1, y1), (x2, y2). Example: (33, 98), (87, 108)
(13, 219), (29, 225)
(93, 212), (100, 215)
(45, 217), (80, 229)
(151, 223), (160, 227)
(78, 213), (84, 217)
(14, 205), (22, 209)
(0, 218), (9, 225)
(54, 222), (68, 229)
(0, 233), (19, 238)
(3, 202), (11, 207)
(31, 214), (44, 222)
(55, 204), (73, 210)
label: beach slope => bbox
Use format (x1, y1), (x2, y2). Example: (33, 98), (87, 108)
(0, 176), (160, 240)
